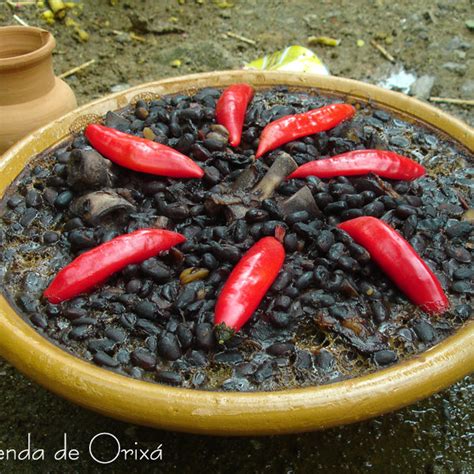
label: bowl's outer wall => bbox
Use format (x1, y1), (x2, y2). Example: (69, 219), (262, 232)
(0, 71), (472, 435)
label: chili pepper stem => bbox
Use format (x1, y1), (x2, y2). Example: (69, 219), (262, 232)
(215, 323), (236, 345)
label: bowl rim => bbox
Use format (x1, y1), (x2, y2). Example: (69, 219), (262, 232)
(0, 70), (473, 436)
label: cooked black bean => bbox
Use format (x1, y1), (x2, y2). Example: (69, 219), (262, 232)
(187, 350), (208, 367)
(295, 271), (313, 290)
(214, 351), (244, 365)
(314, 350), (335, 372)
(337, 256), (359, 272)
(62, 307), (87, 321)
(20, 208), (37, 227)
(294, 350), (313, 371)
(204, 166), (221, 185)
(324, 201), (348, 215)
(413, 321), (436, 343)
(274, 295), (292, 310)
(451, 281), (473, 294)
(330, 183), (356, 197)
(359, 190), (376, 204)
(341, 209), (364, 221)
(302, 290), (335, 307)
(201, 252), (217, 270)
(134, 300), (158, 320)
(25, 189), (42, 208)
(371, 301), (388, 323)
(176, 285), (196, 309)
(325, 272), (344, 292)
(286, 210), (310, 225)
(395, 204), (417, 218)
(7, 194), (23, 209)
(269, 311), (290, 328)
(284, 285), (299, 298)
(156, 332), (181, 361)
(71, 316), (97, 326)
(78, 329), (103, 347)
(120, 313), (137, 330)
(233, 219), (247, 242)
(261, 220), (285, 236)
(267, 343), (295, 356)
(140, 259), (171, 282)
(30, 313), (48, 329)
(454, 304), (472, 320)
(245, 208), (269, 223)
(68, 228), (95, 249)
(194, 323), (215, 351)
(445, 220), (472, 239)
(293, 222), (317, 238)
(69, 325), (92, 340)
(314, 192), (333, 209)
(329, 305), (350, 319)
(446, 246), (471, 263)
(328, 243), (346, 261)
(253, 361), (274, 383)
(313, 265), (330, 288)
(204, 135), (227, 151)
(379, 195), (398, 209)
(373, 350), (397, 365)
(262, 199), (284, 219)
(284, 233), (298, 252)
(105, 327), (126, 343)
(453, 267), (474, 280)
(343, 194), (363, 208)
(43, 231), (59, 244)
(94, 351), (119, 368)
(315, 230), (334, 253)
(54, 190), (73, 208)
(363, 201), (385, 217)
(131, 348), (157, 370)
(156, 371), (183, 386)
(211, 243), (240, 263)
(177, 323), (193, 349)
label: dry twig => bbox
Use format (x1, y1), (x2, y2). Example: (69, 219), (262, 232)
(226, 31), (256, 45)
(429, 97), (474, 106)
(12, 14), (29, 26)
(59, 59), (96, 79)
(370, 40), (395, 63)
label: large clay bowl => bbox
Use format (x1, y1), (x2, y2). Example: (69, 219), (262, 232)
(0, 71), (472, 435)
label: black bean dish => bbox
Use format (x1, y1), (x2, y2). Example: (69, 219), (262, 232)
(0, 86), (472, 391)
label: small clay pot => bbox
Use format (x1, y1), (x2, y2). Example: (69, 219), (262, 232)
(0, 26), (77, 154)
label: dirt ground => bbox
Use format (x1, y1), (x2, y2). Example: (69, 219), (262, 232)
(0, 0), (473, 472)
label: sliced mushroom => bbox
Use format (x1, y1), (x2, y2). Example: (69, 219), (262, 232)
(67, 149), (116, 190)
(204, 193), (249, 223)
(280, 186), (321, 217)
(232, 165), (259, 192)
(252, 152), (298, 200)
(71, 190), (136, 225)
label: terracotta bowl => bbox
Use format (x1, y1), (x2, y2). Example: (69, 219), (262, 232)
(0, 71), (472, 435)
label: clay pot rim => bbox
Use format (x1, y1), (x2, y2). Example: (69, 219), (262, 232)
(0, 25), (55, 70)
(0, 71), (473, 436)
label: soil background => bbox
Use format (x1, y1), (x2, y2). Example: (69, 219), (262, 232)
(0, 0), (473, 472)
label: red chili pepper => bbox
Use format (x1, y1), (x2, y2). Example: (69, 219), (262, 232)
(288, 150), (426, 180)
(338, 217), (449, 314)
(85, 124), (204, 178)
(214, 237), (285, 333)
(44, 229), (185, 304)
(255, 103), (356, 158)
(216, 83), (255, 147)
